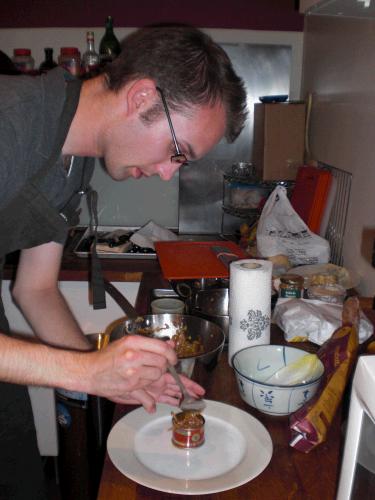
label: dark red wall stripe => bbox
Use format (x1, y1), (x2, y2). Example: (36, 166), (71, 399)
(0, 0), (303, 31)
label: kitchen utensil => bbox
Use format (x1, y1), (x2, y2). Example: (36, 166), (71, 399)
(155, 240), (245, 280)
(104, 279), (140, 320)
(109, 314), (225, 375)
(290, 165), (332, 233)
(167, 364), (206, 412)
(211, 245), (240, 269)
(232, 345), (324, 416)
(107, 400), (273, 495)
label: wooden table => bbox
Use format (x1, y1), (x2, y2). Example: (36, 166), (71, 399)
(97, 276), (347, 500)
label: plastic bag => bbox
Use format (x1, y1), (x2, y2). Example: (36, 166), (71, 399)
(257, 186), (330, 266)
(273, 298), (373, 345)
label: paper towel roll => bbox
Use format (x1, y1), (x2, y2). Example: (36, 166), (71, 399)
(228, 259), (272, 365)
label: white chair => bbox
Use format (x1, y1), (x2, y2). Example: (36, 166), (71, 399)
(337, 355), (375, 499)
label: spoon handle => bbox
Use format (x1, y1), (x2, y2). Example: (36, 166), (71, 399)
(167, 364), (189, 398)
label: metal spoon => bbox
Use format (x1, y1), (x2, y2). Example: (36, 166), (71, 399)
(167, 363), (206, 412)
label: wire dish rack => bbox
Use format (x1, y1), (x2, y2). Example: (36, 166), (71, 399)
(318, 162), (352, 266)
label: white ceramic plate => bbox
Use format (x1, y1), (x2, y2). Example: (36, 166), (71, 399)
(107, 400), (273, 495)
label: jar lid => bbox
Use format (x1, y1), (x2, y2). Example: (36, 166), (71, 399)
(14, 48), (31, 55)
(60, 47), (80, 55)
(231, 162), (256, 178)
(280, 273), (304, 286)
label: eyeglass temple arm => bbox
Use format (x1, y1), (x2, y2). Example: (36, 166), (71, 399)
(156, 86), (182, 155)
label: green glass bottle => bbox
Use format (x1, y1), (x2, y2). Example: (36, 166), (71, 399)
(99, 16), (121, 65)
(39, 48), (57, 73)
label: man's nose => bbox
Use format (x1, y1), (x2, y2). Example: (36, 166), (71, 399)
(156, 162), (182, 181)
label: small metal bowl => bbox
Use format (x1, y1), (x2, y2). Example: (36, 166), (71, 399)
(109, 314), (225, 375)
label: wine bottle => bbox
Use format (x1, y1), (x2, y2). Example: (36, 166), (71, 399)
(82, 31), (100, 75)
(99, 16), (121, 65)
(39, 48), (57, 73)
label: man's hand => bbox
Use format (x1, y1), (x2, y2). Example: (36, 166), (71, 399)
(79, 335), (205, 412)
(115, 372), (205, 412)
(82, 335), (178, 399)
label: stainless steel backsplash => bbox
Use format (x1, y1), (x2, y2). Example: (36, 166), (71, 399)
(179, 43), (292, 235)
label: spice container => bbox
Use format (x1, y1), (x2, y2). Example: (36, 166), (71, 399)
(231, 162), (256, 178)
(307, 284), (346, 304)
(171, 411), (205, 448)
(12, 48), (35, 73)
(58, 47), (81, 76)
(279, 273), (304, 298)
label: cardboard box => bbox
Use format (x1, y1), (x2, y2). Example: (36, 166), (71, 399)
(252, 102), (306, 181)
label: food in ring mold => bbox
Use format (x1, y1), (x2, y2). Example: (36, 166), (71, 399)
(171, 410), (205, 448)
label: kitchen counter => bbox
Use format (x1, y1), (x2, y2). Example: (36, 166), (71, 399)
(2, 227), (162, 282)
(97, 273), (350, 500)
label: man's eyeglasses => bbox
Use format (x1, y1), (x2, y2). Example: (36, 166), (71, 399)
(156, 87), (188, 166)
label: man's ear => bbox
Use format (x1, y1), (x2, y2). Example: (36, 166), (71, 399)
(126, 79), (157, 116)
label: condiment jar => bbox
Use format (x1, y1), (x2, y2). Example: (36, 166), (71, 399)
(58, 47), (81, 77)
(279, 273), (304, 298)
(171, 411), (205, 449)
(12, 48), (35, 73)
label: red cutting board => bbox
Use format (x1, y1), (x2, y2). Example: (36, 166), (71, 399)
(290, 165), (332, 233)
(155, 241), (246, 279)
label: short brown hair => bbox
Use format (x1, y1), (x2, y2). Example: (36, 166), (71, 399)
(105, 26), (247, 143)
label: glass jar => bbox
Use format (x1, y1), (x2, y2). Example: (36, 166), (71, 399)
(58, 47), (81, 77)
(279, 274), (304, 298)
(231, 162), (256, 178)
(12, 48), (35, 73)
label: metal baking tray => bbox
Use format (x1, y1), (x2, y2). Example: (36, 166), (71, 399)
(73, 225), (157, 259)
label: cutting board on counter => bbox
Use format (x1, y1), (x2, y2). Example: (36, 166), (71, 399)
(155, 241), (246, 279)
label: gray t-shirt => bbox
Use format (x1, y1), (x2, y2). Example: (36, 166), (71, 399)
(0, 68), (94, 243)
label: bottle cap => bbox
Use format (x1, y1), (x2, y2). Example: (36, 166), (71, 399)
(14, 48), (31, 56)
(60, 47), (80, 55)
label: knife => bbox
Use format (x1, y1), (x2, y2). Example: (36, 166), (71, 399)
(211, 245), (240, 269)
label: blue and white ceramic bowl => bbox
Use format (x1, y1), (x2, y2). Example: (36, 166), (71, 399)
(232, 345), (324, 416)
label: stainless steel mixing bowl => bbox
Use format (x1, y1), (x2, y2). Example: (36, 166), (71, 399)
(109, 314), (225, 373)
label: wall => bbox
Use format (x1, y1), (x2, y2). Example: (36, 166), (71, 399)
(302, 14), (375, 295)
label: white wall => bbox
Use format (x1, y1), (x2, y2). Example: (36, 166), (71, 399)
(0, 27), (303, 228)
(302, 15), (375, 295)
